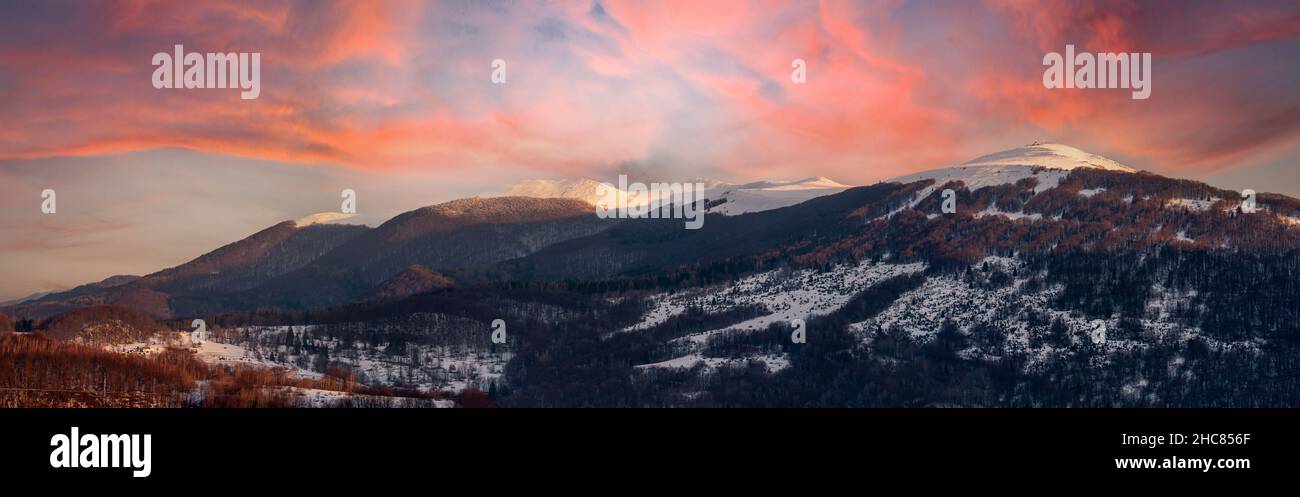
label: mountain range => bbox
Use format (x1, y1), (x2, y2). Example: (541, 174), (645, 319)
(7, 173), (856, 320)
(7, 143), (1300, 406)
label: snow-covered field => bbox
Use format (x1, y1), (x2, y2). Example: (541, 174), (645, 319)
(107, 331), (326, 379)
(194, 339), (323, 379)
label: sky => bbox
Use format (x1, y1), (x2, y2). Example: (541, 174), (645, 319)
(1, 0), (1299, 300)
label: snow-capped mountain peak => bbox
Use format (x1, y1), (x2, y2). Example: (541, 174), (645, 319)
(499, 178), (609, 201)
(960, 143), (1136, 172)
(496, 176), (852, 216)
(890, 143), (1137, 193)
(293, 212), (358, 228)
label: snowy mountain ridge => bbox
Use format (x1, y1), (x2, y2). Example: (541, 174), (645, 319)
(497, 176), (852, 216)
(499, 144), (1131, 217)
(890, 143), (1138, 194)
(293, 212), (358, 227)
(959, 143), (1136, 172)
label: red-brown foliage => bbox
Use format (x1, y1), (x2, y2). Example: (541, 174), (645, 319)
(39, 305), (165, 344)
(0, 332), (203, 407)
(1, 331), (459, 408)
(453, 388), (497, 408)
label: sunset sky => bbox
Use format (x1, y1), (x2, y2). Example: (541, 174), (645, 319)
(2, 0), (1299, 300)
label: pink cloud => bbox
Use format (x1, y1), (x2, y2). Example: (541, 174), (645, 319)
(0, 0), (1297, 184)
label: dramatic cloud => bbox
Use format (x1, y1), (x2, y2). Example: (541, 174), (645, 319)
(1, 0), (1296, 178)
(1, 0), (1299, 299)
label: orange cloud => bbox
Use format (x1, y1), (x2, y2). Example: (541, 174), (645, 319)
(0, 0), (1297, 184)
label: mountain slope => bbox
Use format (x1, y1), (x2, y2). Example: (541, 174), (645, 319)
(6, 197), (615, 318)
(213, 196), (613, 310)
(504, 143), (1300, 289)
(491, 146), (1300, 407)
(8, 220), (369, 319)
(502, 183), (907, 281)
